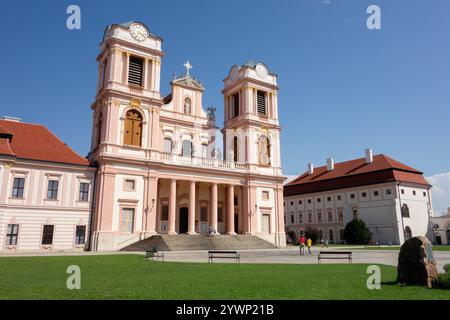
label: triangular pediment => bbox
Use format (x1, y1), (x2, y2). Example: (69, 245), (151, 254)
(171, 76), (204, 90)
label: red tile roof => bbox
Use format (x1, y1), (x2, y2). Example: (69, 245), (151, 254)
(0, 120), (89, 166)
(284, 154), (430, 196)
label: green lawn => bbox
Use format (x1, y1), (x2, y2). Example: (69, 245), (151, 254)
(0, 254), (448, 300)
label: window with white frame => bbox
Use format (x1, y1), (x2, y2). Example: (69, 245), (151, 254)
(121, 208), (135, 233)
(79, 183), (90, 202)
(164, 138), (172, 153)
(75, 225), (86, 245)
(42, 225), (54, 245)
(12, 177), (25, 198)
(6, 224), (19, 245)
(47, 180), (59, 200)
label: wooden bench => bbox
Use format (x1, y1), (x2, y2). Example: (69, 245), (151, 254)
(318, 251), (352, 264)
(208, 250), (240, 263)
(145, 247), (164, 261)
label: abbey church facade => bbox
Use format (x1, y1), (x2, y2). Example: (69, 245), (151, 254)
(89, 22), (286, 250)
(0, 22), (286, 252)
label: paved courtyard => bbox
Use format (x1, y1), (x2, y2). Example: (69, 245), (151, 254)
(2, 246), (450, 272)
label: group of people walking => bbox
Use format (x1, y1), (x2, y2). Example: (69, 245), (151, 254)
(298, 235), (313, 255)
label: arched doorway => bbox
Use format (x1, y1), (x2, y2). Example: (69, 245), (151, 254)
(404, 226), (412, 241)
(446, 224), (450, 244)
(179, 207), (188, 233)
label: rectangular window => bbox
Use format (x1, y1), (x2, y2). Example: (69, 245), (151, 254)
(352, 208), (358, 219)
(79, 183), (90, 202)
(307, 199), (311, 204)
(317, 198), (321, 203)
(12, 177), (25, 198)
(121, 208), (135, 233)
(423, 191), (426, 197)
(327, 209), (333, 222)
(41, 225), (54, 245)
(337, 208), (343, 222)
(308, 212), (313, 223)
(412, 190), (416, 196)
(317, 210), (322, 223)
(161, 205), (169, 221)
(75, 225), (86, 245)
(373, 190), (379, 196)
(128, 56), (144, 86)
(290, 215), (294, 224)
(231, 93), (240, 118)
(200, 206), (208, 221)
(298, 200), (302, 205)
(47, 180), (59, 200)
(124, 179), (136, 192)
(164, 138), (172, 153)
(337, 195), (342, 201)
(257, 90), (267, 115)
(299, 213), (303, 223)
(386, 189), (392, 195)
(362, 192), (367, 198)
(5, 224), (19, 246)
(218, 207), (224, 223)
(350, 193), (355, 199)
(327, 197), (331, 202)
(290, 201), (294, 206)
(262, 191), (269, 200)
(401, 189), (405, 194)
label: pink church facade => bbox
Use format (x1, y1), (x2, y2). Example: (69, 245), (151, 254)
(89, 22), (286, 251)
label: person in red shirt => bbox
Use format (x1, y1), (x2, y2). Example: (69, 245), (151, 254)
(299, 235), (306, 255)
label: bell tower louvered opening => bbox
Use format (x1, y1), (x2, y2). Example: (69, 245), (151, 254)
(128, 56), (144, 86)
(257, 90), (267, 116)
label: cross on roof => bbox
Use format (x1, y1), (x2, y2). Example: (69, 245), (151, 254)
(183, 61), (193, 76)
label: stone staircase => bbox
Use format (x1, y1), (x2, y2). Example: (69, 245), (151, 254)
(120, 234), (277, 251)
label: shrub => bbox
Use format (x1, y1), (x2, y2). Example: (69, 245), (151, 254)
(343, 218), (371, 244)
(304, 225), (319, 243)
(286, 229), (298, 245)
(435, 272), (450, 290)
(443, 264), (450, 274)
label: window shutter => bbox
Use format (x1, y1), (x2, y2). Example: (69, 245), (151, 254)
(124, 118), (133, 145)
(128, 57), (143, 86)
(132, 120), (142, 146)
(257, 90), (266, 115)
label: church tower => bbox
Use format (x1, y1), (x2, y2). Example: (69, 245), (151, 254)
(89, 22), (164, 156)
(222, 61), (282, 176)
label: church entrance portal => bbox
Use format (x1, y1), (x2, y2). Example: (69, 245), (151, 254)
(179, 207), (188, 233)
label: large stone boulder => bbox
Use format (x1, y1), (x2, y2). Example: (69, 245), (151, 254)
(397, 236), (438, 288)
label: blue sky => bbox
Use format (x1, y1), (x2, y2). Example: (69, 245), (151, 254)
(0, 0), (449, 180)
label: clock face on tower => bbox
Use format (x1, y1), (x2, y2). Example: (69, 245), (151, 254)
(130, 23), (148, 41)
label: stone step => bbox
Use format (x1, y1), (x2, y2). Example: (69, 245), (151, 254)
(120, 234), (277, 251)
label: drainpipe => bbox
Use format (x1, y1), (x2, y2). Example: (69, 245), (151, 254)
(426, 186), (435, 244)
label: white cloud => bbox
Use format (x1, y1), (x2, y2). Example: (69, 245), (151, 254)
(427, 172), (450, 216)
(323, 0), (331, 4)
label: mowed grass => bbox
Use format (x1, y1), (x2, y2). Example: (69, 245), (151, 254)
(0, 254), (449, 300)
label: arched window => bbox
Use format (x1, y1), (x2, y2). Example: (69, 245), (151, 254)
(404, 226), (412, 241)
(123, 110), (142, 147)
(184, 98), (191, 114)
(258, 135), (271, 166)
(233, 136), (238, 162)
(164, 138), (172, 153)
(96, 112), (103, 148)
(329, 229), (334, 242)
(401, 204), (410, 218)
(181, 140), (193, 157)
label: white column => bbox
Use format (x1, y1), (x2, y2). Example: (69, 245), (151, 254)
(211, 183), (218, 233)
(227, 185), (236, 235)
(168, 179), (177, 235)
(188, 181), (197, 235)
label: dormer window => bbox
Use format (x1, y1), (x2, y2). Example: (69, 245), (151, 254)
(184, 98), (191, 114)
(257, 90), (267, 116)
(128, 56), (144, 86)
(231, 93), (239, 118)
